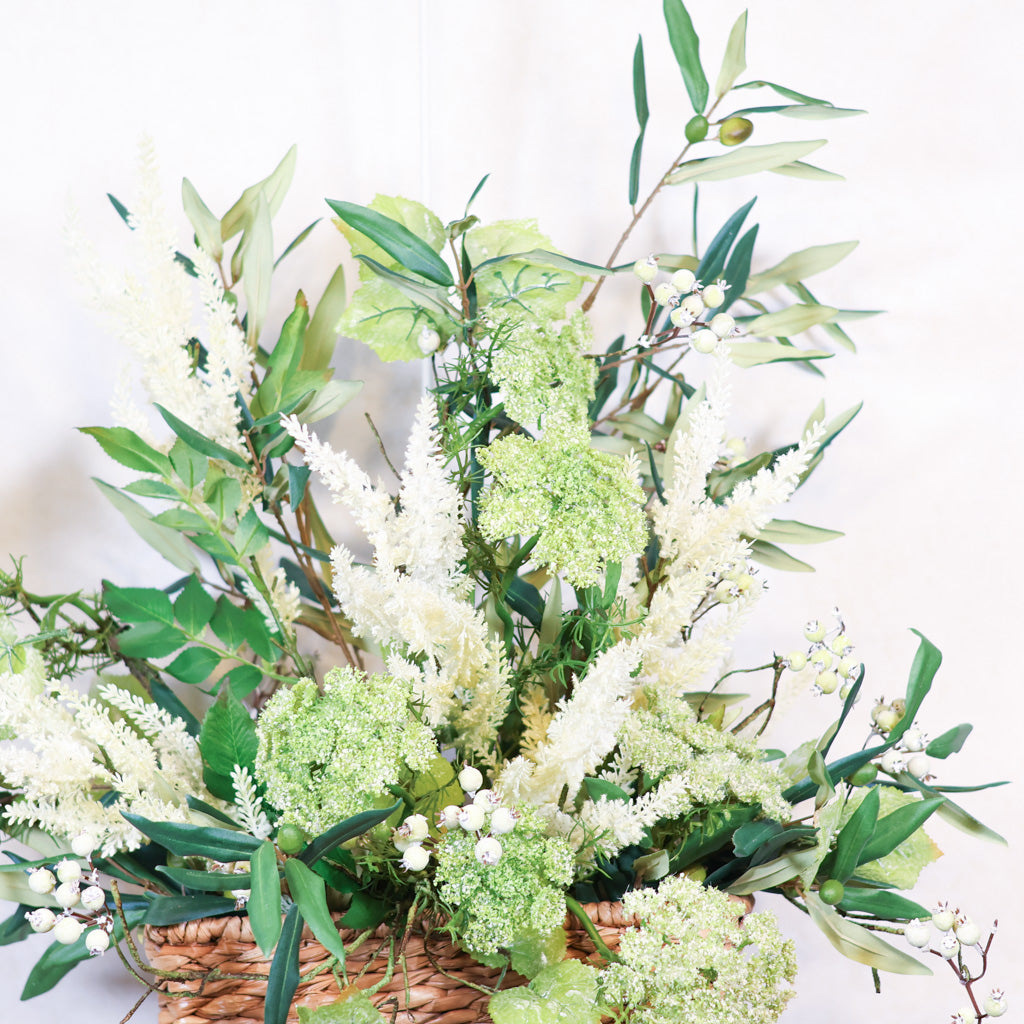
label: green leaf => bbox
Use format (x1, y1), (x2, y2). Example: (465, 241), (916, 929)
(727, 847), (823, 895)
(777, 104), (866, 120)
(302, 263), (347, 371)
(203, 470), (244, 523)
(93, 478), (201, 573)
(696, 196), (756, 284)
(152, 507), (211, 532)
(339, 891), (389, 930)
(285, 858), (348, 963)
(830, 787), (879, 883)
(721, 224), (758, 311)
(356, 256), (459, 317)
(296, 379), (363, 424)
(298, 991), (385, 1024)
(808, 749), (835, 807)
(170, 437), (208, 489)
(582, 778), (630, 804)
(221, 145), (297, 242)
(667, 139), (826, 185)
(143, 894), (238, 926)
(732, 820), (784, 858)
(116, 621), (187, 659)
(123, 478), (180, 499)
(0, 903), (33, 946)
(154, 404), (250, 470)
(327, 199), (453, 286)
(223, 662), (265, 698)
(887, 630), (942, 745)
(663, 0), (708, 113)
(253, 294), (310, 418)
(150, 676), (200, 735)
(925, 723), (972, 759)
(770, 160), (845, 182)
(210, 596), (248, 650)
(79, 426), (172, 476)
(288, 465), (311, 510)
(734, 79), (833, 106)
(804, 892), (931, 975)
(746, 241), (859, 295)
(265, 903), (303, 1024)
(157, 865), (252, 891)
(746, 303), (839, 337)
(337, 275), (441, 362)
(729, 341), (834, 370)
(276, 218), (321, 269)
(165, 645), (221, 684)
(249, 840), (284, 956)
(714, 10), (748, 98)
(299, 802), (402, 867)
(235, 506), (270, 560)
(200, 687), (258, 778)
(757, 519), (843, 545)
(174, 575), (217, 634)
(103, 583), (175, 626)
(182, 177), (223, 262)
(670, 805), (759, 870)
(838, 889), (930, 921)
(123, 813), (261, 860)
(628, 36), (649, 206)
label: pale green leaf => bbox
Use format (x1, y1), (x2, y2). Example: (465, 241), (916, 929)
(714, 10), (748, 98)
(182, 178), (223, 262)
(746, 241), (859, 295)
(728, 341), (833, 368)
(746, 303), (839, 337)
(337, 276), (443, 362)
(727, 847), (822, 895)
(297, 379), (364, 424)
(221, 146), (297, 242)
(757, 518), (844, 545)
(240, 191), (273, 346)
(770, 160), (845, 182)
(302, 264), (347, 371)
(749, 539), (814, 572)
(666, 139), (826, 185)
(777, 104), (866, 120)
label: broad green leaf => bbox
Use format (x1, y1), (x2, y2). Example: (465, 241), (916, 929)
(714, 10), (748, 98)
(729, 341), (833, 368)
(182, 177), (223, 261)
(302, 263), (347, 371)
(123, 478), (180, 499)
(805, 892), (931, 975)
(174, 575), (216, 634)
(210, 596), (248, 650)
(629, 36), (649, 206)
(582, 778), (630, 804)
(240, 604), (276, 660)
(103, 583), (175, 626)
(153, 404), (250, 470)
(727, 847), (822, 895)
(94, 479), (201, 572)
(221, 145), (297, 242)
(157, 865), (252, 891)
(696, 197), (756, 284)
(338, 275), (443, 362)
(299, 802), (402, 867)
(746, 303), (839, 337)
(253, 295), (309, 418)
(285, 858), (348, 963)
(79, 426), (172, 476)
(249, 840), (284, 956)
(199, 687), (258, 777)
(170, 437), (208, 489)
(265, 904), (303, 1024)
(152, 508), (210, 532)
(223, 662), (265, 698)
(746, 241), (859, 295)
(757, 519), (843, 545)
(667, 139), (826, 185)
(770, 160), (845, 182)
(837, 889), (930, 921)
(116, 621), (187, 659)
(339, 891), (389, 930)
(749, 539), (814, 572)
(663, 0), (708, 113)
(490, 960), (602, 1024)
(297, 991), (386, 1024)
(123, 813), (261, 860)
(203, 470), (244, 522)
(829, 786), (879, 883)
(289, 464), (311, 510)
(327, 199), (452, 286)
(143, 894), (237, 926)
(235, 506), (270, 560)
(925, 723), (972, 759)
(165, 645), (221, 684)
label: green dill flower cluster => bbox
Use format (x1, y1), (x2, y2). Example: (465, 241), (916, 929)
(601, 874), (797, 1024)
(623, 690), (791, 823)
(434, 806), (574, 956)
(254, 666), (436, 834)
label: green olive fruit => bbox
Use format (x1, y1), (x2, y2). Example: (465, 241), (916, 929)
(276, 824), (306, 855)
(846, 764), (879, 787)
(718, 116), (754, 146)
(819, 879), (845, 906)
(685, 114), (709, 143)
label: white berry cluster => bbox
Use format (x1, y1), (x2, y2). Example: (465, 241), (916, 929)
(784, 612), (860, 698)
(632, 256), (736, 354)
(710, 559), (761, 605)
(874, 712), (933, 780)
(24, 831), (111, 954)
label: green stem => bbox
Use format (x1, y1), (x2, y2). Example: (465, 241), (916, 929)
(565, 896), (622, 964)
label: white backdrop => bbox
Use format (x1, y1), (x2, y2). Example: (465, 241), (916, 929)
(1, 1), (1021, 1021)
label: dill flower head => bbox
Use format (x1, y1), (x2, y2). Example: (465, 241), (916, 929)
(434, 806), (574, 956)
(254, 666), (436, 834)
(601, 874), (797, 1024)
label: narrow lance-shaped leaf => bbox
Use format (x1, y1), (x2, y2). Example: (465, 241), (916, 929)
(79, 426), (174, 476)
(887, 630), (942, 745)
(857, 797), (944, 866)
(926, 723), (972, 759)
(663, 0), (708, 113)
(299, 801), (402, 866)
(721, 223), (758, 311)
(248, 841), (284, 956)
(182, 178), (223, 261)
(714, 10), (748, 98)
(667, 139), (826, 185)
(284, 858), (348, 964)
(629, 36), (649, 206)
(829, 786), (879, 883)
(696, 197), (756, 284)
(122, 812), (261, 861)
(746, 241), (859, 295)
(302, 263), (347, 371)
(221, 145), (297, 242)
(241, 190), (273, 346)
(264, 903), (303, 1024)
(153, 404), (250, 470)
(746, 303), (839, 337)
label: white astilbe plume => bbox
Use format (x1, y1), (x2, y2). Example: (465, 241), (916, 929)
(285, 398), (510, 756)
(70, 138), (253, 451)
(230, 765), (272, 840)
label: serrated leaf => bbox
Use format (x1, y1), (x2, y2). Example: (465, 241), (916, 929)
(746, 241), (859, 295)
(174, 575), (216, 634)
(663, 0), (708, 113)
(715, 10), (748, 98)
(103, 583), (176, 626)
(667, 140), (826, 185)
(123, 813), (260, 860)
(182, 177), (223, 261)
(327, 199), (452, 286)
(79, 426), (173, 476)
(235, 506), (270, 559)
(804, 892), (932, 975)
(116, 621), (187, 659)
(210, 596), (247, 650)
(199, 687), (258, 777)
(94, 479), (201, 573)
(223, 662), (265, 698)
(746, 303), (839, 337)
(221, 146), (297, 242)
(249, 840), (284, 956)
(165, 645), (221, 684)
(582, 778), (630, 804)
(123, 478), (180, 499)
(770, 160), (846, 182)
(285, 858), (348, 963)
(169, 437), (208, 489)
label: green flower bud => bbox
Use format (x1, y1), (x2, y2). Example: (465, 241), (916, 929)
(719, 116), (754, 146)
(685, 114), (709, 143)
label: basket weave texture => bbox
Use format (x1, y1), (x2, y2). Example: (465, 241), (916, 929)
(143, 902), (637, 1024)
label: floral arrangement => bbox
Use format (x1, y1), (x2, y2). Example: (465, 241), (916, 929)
(0, 4), (1008, 1023)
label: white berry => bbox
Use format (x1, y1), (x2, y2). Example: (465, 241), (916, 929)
(702, 283), (726, 308)
(804, 620), (826, 643)
(984, 989), (1007, 1017)
(80, 886), (106, 913)
(669, 306), (694, 328)
(475, 836), (503, 866)
(85, 928), (111, 955)
(438, 805), (462, 829)
(633, 256), (658, 283)
(786, 650), (807, 671)
(709, 312), (735, 337)
(490, 807), (518, 834)
(932, 904), (956, 931)
(954, 916), (981, 946)
(458, 804), (487, 832)
(26, 908), (57, 933)
(679, 294), (704, 318)
(903, 918), (931, 948)
(417, 326), (440, 355)
(671, 268), (696, 292)
(938, 933), (960, 959)
(691, 328), (717, 354)
(71, 832), (97, 860)
(401, 844), (430, 872)
(53, 916), (85, 945)
(458, 765), (483, 793)
(55, 859), (82, 884)
(28, 868), (56, 895)
(402, 814), (430, 842)
(653, 283), (679, 306)
(54, 881), (81, 909)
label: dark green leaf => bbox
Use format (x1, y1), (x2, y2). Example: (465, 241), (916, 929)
(505, 576), (543, 628)
(210, 596), (248, 650)
(174, 575), (217, 635)
(732, 820), (784, 858)
(669, 804), (759, 870)
(857, 797), (943, 866)
(123, 812), (261, 860)
(284, 859), (347, 963)
(829, 787), (879, 883)
(582, 778), (631, 804)
(143, 894), (237, 926)
(103, 583), (175, 626)
(187, 795), (241, 827)
(241, 604), (277, 660)
(820, 665), (865, 758)
(663, 0), (708, 113)
(275, 218), (321, 269)
(326, 199), (453, 286)
(249, 841), (284, 956)
(629, 36), (649, 206)
(925, 723), (972, 760)
(299, 802), (402, 866)
(887, 631), (942, 745)
(721, 224), (758, 311)
(165, 645), (221, 684)
(223, 662), (265, 698)
(116, 621), (187, 659)
(203, 470), (244, 523)
(265, 903), (303, 1024)
(107, 192), (132, 226)
(154, 404), (250, 471)
(0, 904), (33, 946)
(157, 865), (252, 891)
(288, 464), (311, 510)
(696, 197), (756, 285)
(79, 426), (172, 476)
(340, 892), (389, 930)
(838, 889), (930, 921)
(191, 531), (238, 566)
(200, 688), (258, 778)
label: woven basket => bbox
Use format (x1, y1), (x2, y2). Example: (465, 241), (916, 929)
(143, 902), (638, 1024)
